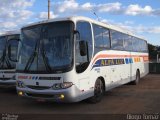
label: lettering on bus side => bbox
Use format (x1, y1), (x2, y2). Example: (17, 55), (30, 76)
(92, 59), (125, 70)
(125, 58), (133, 64)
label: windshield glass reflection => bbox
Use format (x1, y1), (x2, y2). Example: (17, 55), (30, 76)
(17, 21), (74, 73)
(0, 34), (19, 69)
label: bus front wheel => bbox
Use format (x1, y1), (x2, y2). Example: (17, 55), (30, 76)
(88, 78), (104, 103)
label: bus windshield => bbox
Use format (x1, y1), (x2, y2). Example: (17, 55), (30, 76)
(0, 34), (19, 69)
(17, 21), (74, 73)
(0, 36), (6, 58)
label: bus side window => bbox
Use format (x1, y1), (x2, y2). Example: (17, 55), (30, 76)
(93, 24), (110, 55)
(8, 39), (19, 64)
(143, 41), (148, 52)
(139, 39), (148, 52)
(111, 30), (124, 50)
(124, 35), (132, 51)
(76, 21), (93, 73)
(132, 37), (140, 52)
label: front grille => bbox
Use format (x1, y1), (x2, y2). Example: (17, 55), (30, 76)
(0, 78), (11, 81)
(26, 93), (54, 98)
(3, 71), (15, 73)
(27, 85), (51, 90)
(39, 77), (61, 80)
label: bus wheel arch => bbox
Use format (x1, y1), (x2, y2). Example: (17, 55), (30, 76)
(133, 69), (140, 85)
(98, 76), (105, 91)
(88, 77), (105, 103)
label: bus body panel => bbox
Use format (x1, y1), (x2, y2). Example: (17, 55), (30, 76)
(16, 71), (94, 102)
(0, 70), (15, 85)
(0, 32), (20, 86)
(16, 16), (149, 102)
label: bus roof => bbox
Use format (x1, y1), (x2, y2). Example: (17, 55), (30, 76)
(22, 16), (147, 41)
(0, 30), (20, 37)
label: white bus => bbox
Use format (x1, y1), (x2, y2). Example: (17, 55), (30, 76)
(0, 32), (20, 86)
(15, 16), (149, 103)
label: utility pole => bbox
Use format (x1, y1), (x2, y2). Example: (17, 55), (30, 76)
(48, 0), (50, 19)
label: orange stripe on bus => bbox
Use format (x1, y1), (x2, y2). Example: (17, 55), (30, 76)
(143, 56), (149, 62)
(92, 54), (149, 64)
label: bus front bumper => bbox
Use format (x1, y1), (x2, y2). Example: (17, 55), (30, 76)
(16, 85), (85, 103)
(0, 79), (16, 86)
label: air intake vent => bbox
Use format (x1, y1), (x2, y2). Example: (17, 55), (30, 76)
(39, 77), (61, 80)
(27, 85), (51, 90)
(0, 78), (11, 81)
(26, 93), (54, 98)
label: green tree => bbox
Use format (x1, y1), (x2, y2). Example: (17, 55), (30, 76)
(148, 43), (159, 62)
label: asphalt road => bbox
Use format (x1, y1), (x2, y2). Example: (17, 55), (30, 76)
(0, 74), (160, 115)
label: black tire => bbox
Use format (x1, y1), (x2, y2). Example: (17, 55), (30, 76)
(88, 78), (104, 103)
(132, 70), (140, 85)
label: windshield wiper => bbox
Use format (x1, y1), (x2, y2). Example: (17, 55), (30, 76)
(24, 26), (52, 72)
(24, 51), (37, 72)
(24, 39), (39, 72)
(41, 43), (52, 72)
(0, 52), (12, 69)
(0, 47), (12, 69)
(24, 41), (52, 72)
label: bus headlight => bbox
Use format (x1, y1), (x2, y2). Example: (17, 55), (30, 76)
(61, 82), (73, 89)
(16, 81), (25, 88)
(52, 82), (73, 90)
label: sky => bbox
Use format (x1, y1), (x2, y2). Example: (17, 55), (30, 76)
(0, 0), (160, 46)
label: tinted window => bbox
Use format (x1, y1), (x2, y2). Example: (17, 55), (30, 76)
(124, 35), (132, 51)
(8, 40), (19, 61)
(76, 21), (93, 73)
(18, 21), (74, 73)
(77, 21), (93, 61)
(93, 24), (110, 54)
(139, 39), (148, 52)
(111, 30), (124, 50)
(132, 37), (141, 52)
(0, 36), (6, 58)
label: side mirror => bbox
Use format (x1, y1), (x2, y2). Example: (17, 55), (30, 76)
(79, 41), (88, 56)
(74, 30), (80, 41)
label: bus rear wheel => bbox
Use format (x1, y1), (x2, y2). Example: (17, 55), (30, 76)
(132, 70), (140, 85)
(88, 78), (104, 103)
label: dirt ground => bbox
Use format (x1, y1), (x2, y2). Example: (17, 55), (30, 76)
(0, 74), (160, 119)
